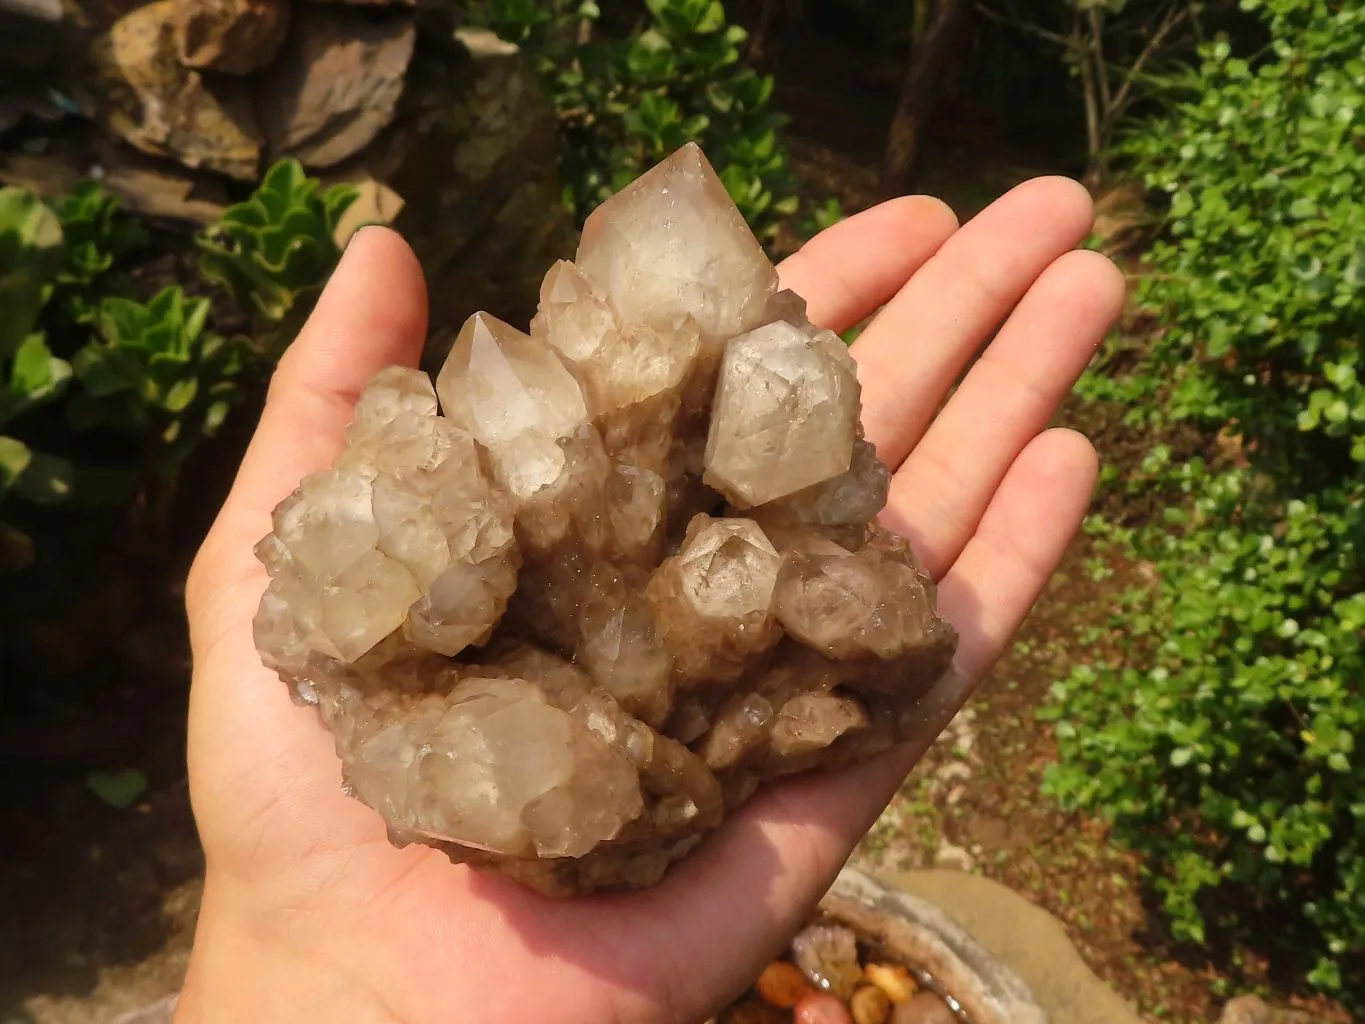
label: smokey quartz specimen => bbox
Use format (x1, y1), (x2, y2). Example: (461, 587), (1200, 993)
(254, 143), (958, 896)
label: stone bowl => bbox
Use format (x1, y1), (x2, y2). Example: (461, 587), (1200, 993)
(816, 867), (1049, 1024)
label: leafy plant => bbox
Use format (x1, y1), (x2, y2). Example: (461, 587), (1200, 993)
(0, 334), (75, 567)
(1047, 0), (1365, 996)
(45, 182), (149, 328)
(71, 287), (244, 479)
(481, 0), (801, 240)
(0, 189), (72, 567)
(0, 187), (64, 358)
(197, 158), (358, 332)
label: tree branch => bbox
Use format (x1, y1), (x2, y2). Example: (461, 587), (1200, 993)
(973, 2), (1076, 52)
(1109, 3), (1190, 120)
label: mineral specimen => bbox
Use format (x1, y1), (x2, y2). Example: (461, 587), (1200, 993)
(254, 142), (958, 895)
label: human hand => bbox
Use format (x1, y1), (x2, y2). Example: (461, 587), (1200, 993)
(179, 178), (1122, 1023)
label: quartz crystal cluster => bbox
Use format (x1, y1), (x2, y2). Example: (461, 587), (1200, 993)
(254, 143), (958, 895)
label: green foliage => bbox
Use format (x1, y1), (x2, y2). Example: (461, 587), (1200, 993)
(1047, 0), (1365, 995)
(71, 287), (244, 478)
(482, 0), (800, 240)
(1, 335), (75, 516)
(197, 158), (358, 329)
(46, 182), (149, 327)
(0, 187), (64, 357)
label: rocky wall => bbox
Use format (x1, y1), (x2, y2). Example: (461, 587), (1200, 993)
(0, 0), (572, 334)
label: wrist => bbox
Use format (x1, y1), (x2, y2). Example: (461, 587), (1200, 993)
(175, 873), (397, 1024)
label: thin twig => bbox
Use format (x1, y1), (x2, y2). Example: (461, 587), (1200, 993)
(1109, 4), (1190, 119)
(1090, 7), (1113, 116)
(974, 2), (1076, 52)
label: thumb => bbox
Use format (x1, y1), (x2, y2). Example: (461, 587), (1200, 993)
(187, 226), (428, 636)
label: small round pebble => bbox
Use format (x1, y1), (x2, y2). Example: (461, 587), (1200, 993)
(889, 992), (958, 1024)
(756, 960), (814, 1008)
(794, 991), (854, 1024)
(850, 984), (892, 1024)
(864, 962), (917, 1004)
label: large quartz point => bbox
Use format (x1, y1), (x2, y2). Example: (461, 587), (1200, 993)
(254, 143), (959, 896)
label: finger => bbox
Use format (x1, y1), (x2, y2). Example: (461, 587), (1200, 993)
(852, 177), (1095, 468)
(614, 431), (1097, 1019)
(883, 249), (1124, 577)
(234, 227), (428, 522)
(188, 227), (428, 616)
(938, 427), (1098, 683)
(777, 195), (959, 333)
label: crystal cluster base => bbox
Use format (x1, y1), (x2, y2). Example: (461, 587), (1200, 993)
(253, 143), (958, 896)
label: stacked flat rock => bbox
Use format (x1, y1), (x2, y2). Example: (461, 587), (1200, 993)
(253, 142), (958, 895)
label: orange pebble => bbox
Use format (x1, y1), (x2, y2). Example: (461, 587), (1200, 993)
(850, 985), (892, 1024)
(757, 960), (814, 1008)
(864, 963), (917, 1004)
(794, 992), (853, 1024)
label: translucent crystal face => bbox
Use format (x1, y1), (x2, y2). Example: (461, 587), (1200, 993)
(436, 312), (587, 445)
(575, 142), (778, 341)
(253, 144), (958, 897)
(676, 519), (781, 621)
(704, 321), (862, 507)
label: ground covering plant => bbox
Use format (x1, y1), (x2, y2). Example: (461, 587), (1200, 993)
(0, 162), (352, 566)
(1043, 0), (1365, 996)
(197, 159), (358, 338)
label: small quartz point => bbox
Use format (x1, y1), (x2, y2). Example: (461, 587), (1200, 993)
(575, 141), (777, 343)
(253, 144), (958, 896)
(704, 320), (861, 508)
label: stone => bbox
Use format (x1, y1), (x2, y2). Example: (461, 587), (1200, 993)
(862, 868), (1141, 1024)
(576, 142), (778, 344)
(646, 515), (782, 683)
(89, 1), (261, 180)
(705, 320), (861, 508)
(255, 6), (415, 168)
(888, 994), (957, 1024)
(864, 963), (917, 1004)
(850, 985), (893, 1024)
(254, 144), (958, 896)
(331, 176), (405, 247)
(794, 993), (854, 1024)
(756, 960), (814, 1009)
(172, 0), (288, 74)
(791, 923), (864, 1001)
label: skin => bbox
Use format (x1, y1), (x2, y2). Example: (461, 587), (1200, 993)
(179, 177), (1124, 1024)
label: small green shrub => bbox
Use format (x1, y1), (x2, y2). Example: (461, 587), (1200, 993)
(71, 287), (243, 479)
(0, 334), (75, 566)
(1047, 0), (1365, 996)
(0, 161), (352, 564)
(0, 187), (64, 357)
(197, 158), (358, 331)
(46, 182), (149, 327)
(481, 0), (801, 240)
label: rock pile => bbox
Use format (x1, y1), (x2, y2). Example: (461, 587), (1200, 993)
(88, 0), (418, 179)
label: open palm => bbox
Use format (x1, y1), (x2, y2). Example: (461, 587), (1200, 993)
(179, 177), (1122, 1023)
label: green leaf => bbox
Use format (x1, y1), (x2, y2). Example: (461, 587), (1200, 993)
(161, 377), (198, 414)
(0, 435), (32, 494)
(15, 450), (74, 504)
(85, 769), (148, 809)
